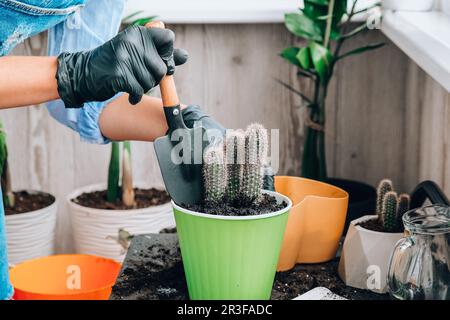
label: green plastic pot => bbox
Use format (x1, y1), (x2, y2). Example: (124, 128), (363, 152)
(172, 191), (292, 300)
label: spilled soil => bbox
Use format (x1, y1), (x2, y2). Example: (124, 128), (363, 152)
(72, 188), (170, 210)
(111, 233), (389, 300)
(183, 193), (287, 216)
(5, 191), (55, 215)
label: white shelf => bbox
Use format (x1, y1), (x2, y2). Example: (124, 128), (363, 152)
(382, 11), (450, 92)
(123, 0), (376, 24)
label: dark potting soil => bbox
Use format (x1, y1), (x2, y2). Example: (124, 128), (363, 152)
(72, 188), (170, 210)
(111, 234), (389, 300)
(358, 218), (404, 233)
(182, 193), (287, 216)
(4, 191), (55, 216)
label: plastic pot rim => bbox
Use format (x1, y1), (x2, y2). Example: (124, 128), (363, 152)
(172, 190), (292, 221)
(9, 254), (121, 297)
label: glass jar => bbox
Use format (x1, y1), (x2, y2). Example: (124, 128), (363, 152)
(387, 204), (450, 300)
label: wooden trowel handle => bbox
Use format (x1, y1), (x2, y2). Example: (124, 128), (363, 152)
(145, 21), (180, 107)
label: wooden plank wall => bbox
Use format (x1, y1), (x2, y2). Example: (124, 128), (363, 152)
(3, 25), (449, 252)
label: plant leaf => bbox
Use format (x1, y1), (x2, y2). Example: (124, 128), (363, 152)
(309, 42), (333, 84)
(132, 16), (158, 26)
(297, 47), (313, 70)
(285, 13), (323, 41)
(121, 10), (144, 22)
(337, 42), (386, 60)
(305, 0), (329, 5)
(280, 47), (301, 67)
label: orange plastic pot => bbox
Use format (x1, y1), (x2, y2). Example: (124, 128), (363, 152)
(9, 254), (121, 300)
(275, 176), (348, 271)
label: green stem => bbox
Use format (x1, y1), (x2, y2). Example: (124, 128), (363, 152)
(323, 0), (335, 48)
(107, 142), (121, 202)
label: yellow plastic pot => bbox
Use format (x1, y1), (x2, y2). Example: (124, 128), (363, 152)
(275, 176), (348, 271)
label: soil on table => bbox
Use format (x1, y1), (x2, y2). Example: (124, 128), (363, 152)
(5, 191), (55, 216)
(358, 218), (404, 233)
(72, 188), (170, 210)
(183, 193), (287, 216)
(111, 233), (389, 300)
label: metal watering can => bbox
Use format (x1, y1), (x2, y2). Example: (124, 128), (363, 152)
(388, 181), (450, 300)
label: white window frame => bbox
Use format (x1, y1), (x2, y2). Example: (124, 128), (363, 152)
(123, 0), (377, 24)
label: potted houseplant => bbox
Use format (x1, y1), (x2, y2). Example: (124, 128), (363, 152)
(338, 179), (410, 293)
(382, 0), (434, 11)
(0, 120), (57, 265)
(68, 141), (174, 262)
(280, 0), (385, 230)
(173, 124), (292, 300)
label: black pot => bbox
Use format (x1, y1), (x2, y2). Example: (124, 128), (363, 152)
(326, 178), (376, 234)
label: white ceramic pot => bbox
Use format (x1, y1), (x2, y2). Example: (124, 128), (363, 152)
(382, 0), (434, 11)
(337, 215), (404, 294)
(68, 183), (175, 262)
(5, 191), (57, 265)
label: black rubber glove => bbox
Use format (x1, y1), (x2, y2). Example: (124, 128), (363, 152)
(56, 25), (188, 108)
(181, 105), (226, 144)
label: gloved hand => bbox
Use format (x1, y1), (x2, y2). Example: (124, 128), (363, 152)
(181, 105), (226, 144)
(56, 25), (188, 108)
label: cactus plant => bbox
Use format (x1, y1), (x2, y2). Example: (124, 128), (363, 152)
(225, 130), (245, 204)
(241, 124), (268, 205)
(375, 179), (410, 232)
(202, 123), (269, 209)
(376, 179), (393, 217)
(396, 193), (410, 229)
(381, 191), (398, 232)
(203, 143), (226, 205)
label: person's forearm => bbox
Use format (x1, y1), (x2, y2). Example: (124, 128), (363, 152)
(0, 56), (59, 109)
(99, 94), (186, 142)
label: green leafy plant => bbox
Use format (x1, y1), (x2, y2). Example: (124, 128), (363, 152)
(0, 120), (14, 208)
(203, 124), (268, 207)
(375, 179), (410, 232)
(280, 0), (384, 180)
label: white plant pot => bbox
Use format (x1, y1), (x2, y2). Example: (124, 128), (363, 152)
(337, 215), (404, 294)
(5, 191), (57, 265)
(68, 183), (175, 262)
(382, 0), (434, 11)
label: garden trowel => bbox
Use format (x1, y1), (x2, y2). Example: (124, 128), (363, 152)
(153, 75), (206, 205)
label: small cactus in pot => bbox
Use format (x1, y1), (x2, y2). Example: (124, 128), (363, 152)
(173, 123), (291, 299)
(375, 179), (410, 232)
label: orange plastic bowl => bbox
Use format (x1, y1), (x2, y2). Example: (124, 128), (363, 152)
(9, 254), (121, 300)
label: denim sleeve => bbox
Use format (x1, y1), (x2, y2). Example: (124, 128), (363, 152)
(46, 0), (125, 144)
(0, 188), (13, 300)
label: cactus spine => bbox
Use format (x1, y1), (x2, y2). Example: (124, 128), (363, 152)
(225, 130), (245, 204)
(241, 123), (268, 205)
(203, 143), (226, 205)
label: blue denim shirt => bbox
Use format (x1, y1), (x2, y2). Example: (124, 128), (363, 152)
(0, 0), (125, 300)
